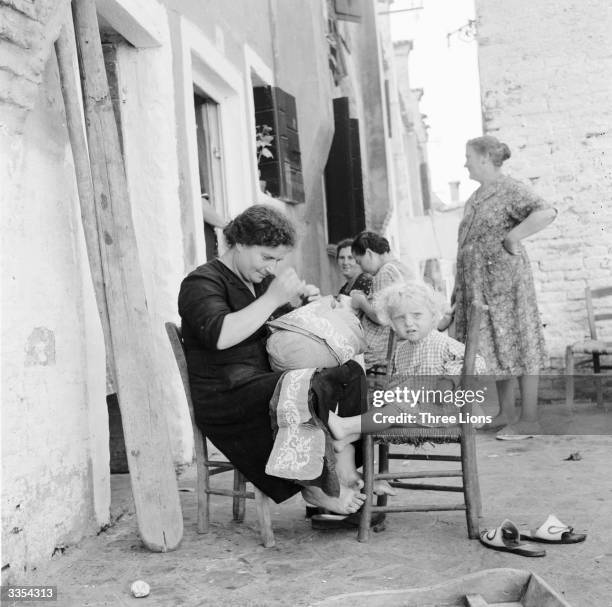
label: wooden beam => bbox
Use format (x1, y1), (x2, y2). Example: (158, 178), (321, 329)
(54, 20), (117, 393)
(71, 0), (182, 551)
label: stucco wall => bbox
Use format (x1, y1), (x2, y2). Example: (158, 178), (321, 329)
(1, 54), (109, 581)
(475, 0), (612, 365)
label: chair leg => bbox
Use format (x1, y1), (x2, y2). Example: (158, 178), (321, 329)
(593, 354), (604, 410)
(196, 433), (209, 534)
(461, 429), (481, 539)
(233, 471), (246, 522)
(565, 346), (574, 414)
(358, 435), (375, 542)
(377, 443), (390, 510)
(253, 487), (275, 548)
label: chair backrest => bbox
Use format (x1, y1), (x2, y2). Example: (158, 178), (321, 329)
(585, 286), (612, 340)
(165, 321), (197, 421)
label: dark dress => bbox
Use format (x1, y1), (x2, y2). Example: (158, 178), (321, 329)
(339, 272), (372, 297)
(178, 259), (365, 503)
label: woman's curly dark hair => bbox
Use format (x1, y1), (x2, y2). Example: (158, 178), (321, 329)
(223, 204), (297, 248)
(351, 231), (390, 256)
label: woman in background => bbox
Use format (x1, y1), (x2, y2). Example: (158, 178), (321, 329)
(336, 238), (372, 297)
(454, 135), (557, 437)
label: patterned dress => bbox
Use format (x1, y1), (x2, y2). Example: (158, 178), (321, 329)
(363, 259), (414, 368)
(454, 175), (552, 375)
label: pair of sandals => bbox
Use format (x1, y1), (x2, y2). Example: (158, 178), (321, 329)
(479, 515), (587, 557)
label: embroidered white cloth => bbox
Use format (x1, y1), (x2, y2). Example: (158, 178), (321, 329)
(265, 368), (326, 481)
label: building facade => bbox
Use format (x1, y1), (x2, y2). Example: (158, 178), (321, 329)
(1, 0), (429, 578)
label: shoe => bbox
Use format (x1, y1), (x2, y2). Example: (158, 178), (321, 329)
(520, 514), (587, 544)
(311, 511), (385, 530)
(479, 519), (546, 557)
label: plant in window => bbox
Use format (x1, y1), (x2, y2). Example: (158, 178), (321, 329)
(256, 124), (274, 194)
(256, 124), (274, 164)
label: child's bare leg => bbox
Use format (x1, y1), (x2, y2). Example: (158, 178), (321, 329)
(333, 432), (361, 453)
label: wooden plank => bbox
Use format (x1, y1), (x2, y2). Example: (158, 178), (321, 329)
(522, 573), (573, 607)
(71, 0), (182, 551)
(54, 21), (117, 394)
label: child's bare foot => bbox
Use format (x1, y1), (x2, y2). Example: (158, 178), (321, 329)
(373, 480), (397, 496)
(301, 485), (366, 515)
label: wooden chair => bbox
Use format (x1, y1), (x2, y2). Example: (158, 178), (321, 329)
(565, 285), (612, 411)
(358, 302), (484, 542)
(165, 322), (275, 547)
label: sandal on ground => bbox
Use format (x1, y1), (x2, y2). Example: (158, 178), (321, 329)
(479, 519), (546, 557)
(520, 514), (587, 544)
(311, 511), (385, 530)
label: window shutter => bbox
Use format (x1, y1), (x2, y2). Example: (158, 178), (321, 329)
(334, 0), (362, 23)
(420, 162), (431, 212)
(324, 97), (365, 243)
(254, 86), (305, 203)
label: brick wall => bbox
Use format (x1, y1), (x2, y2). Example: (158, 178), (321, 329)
(475, 0), (612, 369)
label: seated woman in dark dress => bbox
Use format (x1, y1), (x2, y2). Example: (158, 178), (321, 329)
(178, 205), (398, 514)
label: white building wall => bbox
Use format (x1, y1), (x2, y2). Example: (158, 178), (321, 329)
(1, 54), (109, 580)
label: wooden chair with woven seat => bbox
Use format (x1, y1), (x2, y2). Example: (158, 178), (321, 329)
(565, 285), (612, 411)
(358, 302), (484, 542)
(165, 322), (275, 547)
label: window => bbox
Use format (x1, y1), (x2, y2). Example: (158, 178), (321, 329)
(324, 97), (365, 244)
(253, 86), (305, 204)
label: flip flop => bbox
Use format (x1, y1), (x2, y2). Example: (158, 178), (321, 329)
(311, 512), (385, 530)
(479, 519), (546, 557)
(520, 514), (587, 544)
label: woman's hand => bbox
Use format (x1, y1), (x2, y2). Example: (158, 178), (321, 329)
(300, 284), (321, 304)
(502, 235), (520, 255)
(266, 268), (306, 307)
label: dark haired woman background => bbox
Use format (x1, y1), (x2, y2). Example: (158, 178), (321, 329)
(336, 238), (372, 297)
(455, 136), (557, 436)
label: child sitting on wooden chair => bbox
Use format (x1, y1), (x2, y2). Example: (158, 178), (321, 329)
(375, 280), (486, 377)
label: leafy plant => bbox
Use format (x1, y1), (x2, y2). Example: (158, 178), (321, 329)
(256, 124), (274, 164)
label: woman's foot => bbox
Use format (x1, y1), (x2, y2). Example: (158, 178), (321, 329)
(496, 419), (542, 438)
(301, 485), (366, 515)
(479, 413), (512, 432)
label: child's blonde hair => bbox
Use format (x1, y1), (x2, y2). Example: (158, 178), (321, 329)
(374, 281), (447, 326)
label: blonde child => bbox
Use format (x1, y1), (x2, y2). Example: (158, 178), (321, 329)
(374, 281), (486, 421)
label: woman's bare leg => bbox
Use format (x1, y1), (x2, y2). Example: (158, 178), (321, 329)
(499, 374), (541, 434)
(481, 378), (515, 430)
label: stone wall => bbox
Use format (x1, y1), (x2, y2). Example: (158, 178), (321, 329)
(475, 0), (612, 368)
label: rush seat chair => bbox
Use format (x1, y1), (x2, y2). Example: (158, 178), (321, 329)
(358, 302), (484, 542)
(565, 285), (612, 411)
(165, 322), (275, 547)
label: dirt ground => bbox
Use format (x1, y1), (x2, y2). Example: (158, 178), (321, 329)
(11, 402), (612, 607)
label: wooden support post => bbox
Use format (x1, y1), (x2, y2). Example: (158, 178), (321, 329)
(69, 0), (182, 551)
(54, 21), (116, 393)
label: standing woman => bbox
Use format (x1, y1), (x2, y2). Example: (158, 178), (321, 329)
(455, 136), (557, 436)
(336, 238), (372, 297)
